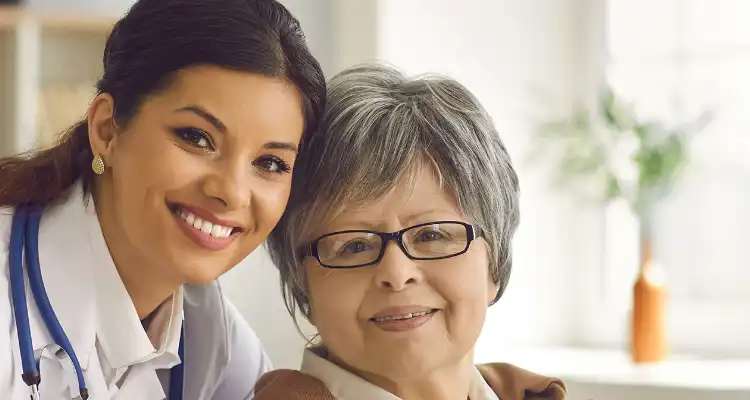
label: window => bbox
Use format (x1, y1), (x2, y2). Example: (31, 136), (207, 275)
(598, 0), (750, 356)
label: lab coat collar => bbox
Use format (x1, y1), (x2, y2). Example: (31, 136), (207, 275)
(84, 190), (183, 370)
(93, 262), (183, 370)
(32, 183), (182, 371)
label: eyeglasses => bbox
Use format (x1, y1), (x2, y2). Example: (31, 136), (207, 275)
(301, 221), (481, 269)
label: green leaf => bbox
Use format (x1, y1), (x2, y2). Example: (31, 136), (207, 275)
(529, 84), (710, 211)
(600, 87), (636, 132)
(605, 172), (621, 199)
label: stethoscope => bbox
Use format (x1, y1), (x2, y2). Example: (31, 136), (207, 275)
(9, 205), (185, 400)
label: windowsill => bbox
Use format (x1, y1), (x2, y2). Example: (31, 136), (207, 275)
(475, 346), (750, 392)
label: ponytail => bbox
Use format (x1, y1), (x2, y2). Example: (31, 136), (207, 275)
(0, 120), (93, 207)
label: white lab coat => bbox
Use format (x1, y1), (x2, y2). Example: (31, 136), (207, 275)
(0, 184), (272, 399)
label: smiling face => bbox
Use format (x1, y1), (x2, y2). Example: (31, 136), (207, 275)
(305, 165), (498, 383)
(91, 65), (304, 285)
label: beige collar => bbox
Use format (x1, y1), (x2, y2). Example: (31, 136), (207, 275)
(299, 348), (499, 399)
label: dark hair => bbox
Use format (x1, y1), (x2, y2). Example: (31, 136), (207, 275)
(0, 0), (325, 207)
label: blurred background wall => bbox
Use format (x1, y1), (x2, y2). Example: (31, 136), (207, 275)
(223, 0), (607, 370)
(1, 1), (748, 399)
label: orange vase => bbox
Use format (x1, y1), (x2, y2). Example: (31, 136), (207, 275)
(631, 238), (668, 364)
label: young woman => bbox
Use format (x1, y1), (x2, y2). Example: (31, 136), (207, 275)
(0, 0), (325, 398)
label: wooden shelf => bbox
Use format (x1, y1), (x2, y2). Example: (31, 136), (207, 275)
(0, 5), (111, 155)
(0, 5), (116, 33)
(0, 5), (21, 29)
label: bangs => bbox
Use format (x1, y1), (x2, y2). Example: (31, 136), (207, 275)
(320, 153), (448, 226)
(297, 99), (453, 239)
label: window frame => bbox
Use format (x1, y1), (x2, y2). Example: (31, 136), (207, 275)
(579, 0), (750, 356)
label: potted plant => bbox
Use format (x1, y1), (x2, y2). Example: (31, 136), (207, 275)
(531, 87), (711, 363)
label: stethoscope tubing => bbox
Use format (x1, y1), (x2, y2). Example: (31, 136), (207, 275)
(9, 206), (37, 383)
(23, 205), (88, 395)
(10, 205), (88, 398)
(9, 204), (185, 400)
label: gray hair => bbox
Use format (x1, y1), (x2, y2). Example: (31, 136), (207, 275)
(266, 62), (520, 324)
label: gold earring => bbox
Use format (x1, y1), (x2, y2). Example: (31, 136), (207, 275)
(92, 154), (105, 175)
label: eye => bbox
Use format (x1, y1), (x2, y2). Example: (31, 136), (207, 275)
(173, 127), (214, 151)
(339, 240), (374, 255)
(254, 155), (291, 174)
(415, 228), (449, 243)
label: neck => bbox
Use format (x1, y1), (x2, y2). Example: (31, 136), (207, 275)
(93, 182), (181, 319)
(357, 351), (476, 400)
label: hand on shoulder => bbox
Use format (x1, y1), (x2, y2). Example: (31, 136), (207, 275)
(254, 369), (333, 400)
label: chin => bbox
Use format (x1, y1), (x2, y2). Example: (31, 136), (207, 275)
(366, 352), (442, 379)
(169, 250), (234, 285)
(180, 264), (227, 285)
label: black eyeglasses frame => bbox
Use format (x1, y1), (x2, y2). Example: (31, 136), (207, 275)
(300, 220), (481, 269)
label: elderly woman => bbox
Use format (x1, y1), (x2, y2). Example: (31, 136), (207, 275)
(256, 63), (566, 400)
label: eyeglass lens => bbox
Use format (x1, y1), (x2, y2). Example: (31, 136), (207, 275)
(316, 222), (469, 267)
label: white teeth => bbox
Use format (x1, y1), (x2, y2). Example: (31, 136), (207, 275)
(373, 310), (435, 322)
(177, 208), (234, 238)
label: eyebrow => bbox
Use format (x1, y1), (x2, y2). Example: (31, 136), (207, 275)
(403, 208), (445, 220)
(175, 106), (298, 153)
(328, 209), (456, 233)
(263, 141), (298, 153)
(399, 208), (459, 226)
(174, 106), (227, 133)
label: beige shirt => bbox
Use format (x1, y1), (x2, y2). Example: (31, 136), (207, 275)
(300, 349), (499, 400)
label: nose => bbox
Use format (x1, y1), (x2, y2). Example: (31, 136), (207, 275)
(374, 242), (422, 291)
(201, 159), (252, 210)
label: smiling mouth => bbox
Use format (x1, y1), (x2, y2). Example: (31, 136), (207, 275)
(369, 309), (439, 322)
(168, 204), (243, 238)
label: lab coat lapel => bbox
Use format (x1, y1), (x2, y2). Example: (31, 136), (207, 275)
(114, 365), (168, 400)
(183, 282), (230, 398)
(28, 186), (97, 369)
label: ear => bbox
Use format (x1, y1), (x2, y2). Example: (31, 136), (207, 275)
(87, 93), (119, 163)
(303, 294), (317, 328)
(292, 274), (316, 327)
(487, 267), (500, 305)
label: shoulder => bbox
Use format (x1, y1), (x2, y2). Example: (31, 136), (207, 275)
(0, 207), (14, 254)
(477, 362), (567, 400)
(254, 369), (334, 400)
(183, 282), (272, 399)
(0, 186), (81, 250)
(0, 208), (11, 388)
(0, 207), (14, 300)
(221, 292), (272, 374)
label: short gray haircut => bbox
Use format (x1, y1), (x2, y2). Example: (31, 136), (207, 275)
(267, 62), (520, 324)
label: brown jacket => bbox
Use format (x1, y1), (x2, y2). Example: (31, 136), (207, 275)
(254, 362), (566, 400)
